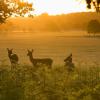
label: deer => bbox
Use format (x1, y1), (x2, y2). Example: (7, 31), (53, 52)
(64, 53), (75, 72)
(7, 48), (19, 65)
(27, 49), (53, 68)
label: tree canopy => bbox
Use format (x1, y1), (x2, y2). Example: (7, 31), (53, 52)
(0, 0), (34, 23)
(87, 19), (100, 36)
(0, 0), (11, 23)
(85, 0), (100, 12)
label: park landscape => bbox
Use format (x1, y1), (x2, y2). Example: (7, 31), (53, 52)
(0, 0), (100, 100)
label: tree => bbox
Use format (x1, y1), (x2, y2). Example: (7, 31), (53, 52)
(87, 19), (100, 36)
(0, 0), (12, 23)
(0, 0), (34, 23)
(12, 0), (34, 16)
(85, 0), (100, 13)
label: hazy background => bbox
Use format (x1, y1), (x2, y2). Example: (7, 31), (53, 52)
(0, 12), (100, 66)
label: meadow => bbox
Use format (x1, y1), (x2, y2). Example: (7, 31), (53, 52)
(0, 31), (100, 66)
(0, 63), (100, 100)
(0, 31), (100, 100)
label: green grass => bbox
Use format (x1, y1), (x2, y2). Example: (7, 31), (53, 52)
(0, 64), (100, 100)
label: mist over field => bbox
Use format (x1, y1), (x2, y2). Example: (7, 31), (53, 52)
(0, 12), (100, 38)
(0, 12), (100, 66)
(0, 12), (100, 33)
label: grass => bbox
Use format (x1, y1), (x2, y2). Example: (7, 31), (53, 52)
(0, 64), (100, 100)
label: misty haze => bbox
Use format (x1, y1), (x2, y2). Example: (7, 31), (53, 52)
(0, 12), (100, 66)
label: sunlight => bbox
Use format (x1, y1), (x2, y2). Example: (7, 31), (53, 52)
(21, 0), (87, 15)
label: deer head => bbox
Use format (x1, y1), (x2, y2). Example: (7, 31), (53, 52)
(27, 49), (34, 56)
(7, 48), (13, 55)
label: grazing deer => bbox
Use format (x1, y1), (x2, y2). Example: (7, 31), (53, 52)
(27, 49), (53, 68)
(7, 48), (19, 65)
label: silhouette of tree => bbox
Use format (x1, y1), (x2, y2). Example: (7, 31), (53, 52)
(0, 0), (34, 23)
(85, 0), (100, 13)
(87, 19), (100, 36)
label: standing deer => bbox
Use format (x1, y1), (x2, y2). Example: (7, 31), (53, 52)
(27, 49), (53, 68)
(64, 53), (75, 72)
(7, 48), (19, 65)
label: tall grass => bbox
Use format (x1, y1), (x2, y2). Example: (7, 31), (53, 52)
(0, 64), (100, 100)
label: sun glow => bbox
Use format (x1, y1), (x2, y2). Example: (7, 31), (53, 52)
(26, 0), (87, 15)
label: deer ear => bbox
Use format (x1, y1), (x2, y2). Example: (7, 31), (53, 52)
(32, 49), (34, 52)
(7, 48), (9, 50)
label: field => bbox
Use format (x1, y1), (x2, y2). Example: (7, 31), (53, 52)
(0, 31), (100, 66)
(0, 31), (100, 100)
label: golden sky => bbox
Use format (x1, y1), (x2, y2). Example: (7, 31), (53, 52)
(24, 0), (87, 15)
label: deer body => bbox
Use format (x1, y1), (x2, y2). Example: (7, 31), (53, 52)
(64, 53), (75, 72)
(27, 49), (53, 68)
(7, 48), (19, 64)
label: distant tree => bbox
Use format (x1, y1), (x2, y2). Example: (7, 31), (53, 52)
(87, 19), (100, 36)
(85, 0), (100, 13)
(40, 13), (49, 17)
(0, 0), (34, 24)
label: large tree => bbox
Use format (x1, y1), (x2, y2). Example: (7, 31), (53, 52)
(0, 0), (34, 23)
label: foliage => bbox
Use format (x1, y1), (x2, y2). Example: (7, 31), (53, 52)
(0, 0), (12, 23)
(0, 0), (34, 23)
(0, 63), (100, 100)
(12, 0), (34, 16)
(87, 19), (100, 36)
(85, 0), (100, 13)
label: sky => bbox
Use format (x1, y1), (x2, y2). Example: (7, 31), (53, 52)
(23, 0), (87, 15)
